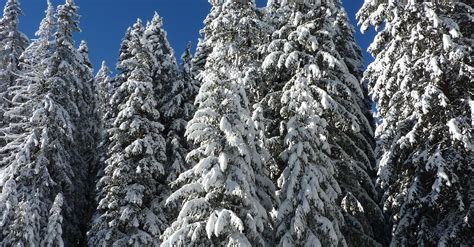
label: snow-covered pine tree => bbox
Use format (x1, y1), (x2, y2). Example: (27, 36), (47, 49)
(357, 0), (473, 245)
(93, 61), (117, 204)
(42, 193), (65, 247)
(49, 1), (97, 243)
(0, 1), (58, 244)
(88, 19), (168, 247)
(0, 0), (89, 244)
(144, 12), (178, 91)
(260, 0), (385, 245)
(0, 0), (54, 197)
(96, 61), (116, 131)
(190, 0), (223, 81)
(161, 0), (274, 246)
(0, 0), (28, 152)
(142, 12), (192, 183)
(331, 2), (388, 246)
(161, 42), (199, 183)
(88, 28), (133, 240)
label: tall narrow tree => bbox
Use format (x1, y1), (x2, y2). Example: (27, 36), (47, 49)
(0, 0), (28, 155)
(190, 0), (223, 81)
(162, 0), (274, 245)
(161, 43), (199, 183)
(0, 0), (92, 244)
(260, 0), (385, 245)
(88, 19), (168, 246)
(0, 2), (58, 244)
(50, 1), (97, 243)
(358, 0), (473, 245)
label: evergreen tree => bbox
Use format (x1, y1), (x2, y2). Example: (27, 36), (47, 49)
(42, 193), (65, 247)
(0, 0), (96, 245)
(0, 2), (57, 244)
(142, 12), (191, 183)
(50, 1), (97, 243)
(358, 0), (473, 245)
(162, 0), (274, 246)
(161, 43), (199, 183)
(190, 0), (223, 81)
(0, 0), (28, 154)
(88, 19), (167, 247)
(260, 0), (385, 245)
(96, 61), (116, 131)
(93, 61), (116, 203)
(144, 12), (178, 92)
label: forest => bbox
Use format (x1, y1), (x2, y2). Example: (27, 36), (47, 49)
(0, 0), (472, 246)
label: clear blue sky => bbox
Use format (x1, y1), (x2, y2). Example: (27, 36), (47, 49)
(15, 0), (376, 73)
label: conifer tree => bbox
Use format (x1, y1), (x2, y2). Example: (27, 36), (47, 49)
(358, 0), (473, 245)
(0, 2), (56, 244)
(88, 19), (167, 247)
(96, 61), (116, 131)
(144, 12), (178, 92)
(42, 193), (65, 247)
(162, 1), (274, 246)
(190, 0), (223, 80)
(0, 0), (28, 151)
(260, 0), (386, 245)
(50, 1), (97, 243)
(0, 0), (97, 244)
(161, 43), (199, 182)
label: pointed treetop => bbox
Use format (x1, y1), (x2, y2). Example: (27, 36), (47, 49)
(35, 0), (54, 39)
(150, 11), (163, 27)
(55, 0), (80, 45)
(133, 18), (143, 30)
(1, 0), (21, 26)
(180, 41), (193, 67)
(79, 40), (88, 52)
(100, 60), (109, 71)
(182, 41), (192, 56)
(96, 60), (111, 79)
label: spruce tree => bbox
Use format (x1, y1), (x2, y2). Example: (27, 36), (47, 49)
(358, 0), (473, 245)
(162, 1), (274, 246)
(88, 19), (168, 246)
(190, 0), (223, 81)
(144, 12), (178, 92)
(260, 0), (386, 245)
(0, 0), (97, 244)
(0, 0), (28, 153)
(0, 2), (57, 244)
(161, 43), (199, 182)
(96, 61), (116, 131)
(50, 1), (97, 243)
(42, 193), (65, 247)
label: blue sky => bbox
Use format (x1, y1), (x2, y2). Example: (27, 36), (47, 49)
(15, 0), (376, 73)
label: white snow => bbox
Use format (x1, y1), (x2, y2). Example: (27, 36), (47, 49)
(447, 118), (473, 150)
(0, 166), (8, 188)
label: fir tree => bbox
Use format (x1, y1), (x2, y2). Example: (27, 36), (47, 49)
(144, 12), (178, 93)
(0, 2), (57, 244)
(190, 0), (223, 81)
(49, 1), (96, 243)
(88, 19), (167, 247)
(0, 0), (28, 154)
(260, 0), (385, 245)
(161, 42), (199, 183)
(96, 61), (116, 131)
(42, 193), (65, 247)
(358, 0), (474, 245)
(0, 0), (96, 244)
(162, 0), (274, 246)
